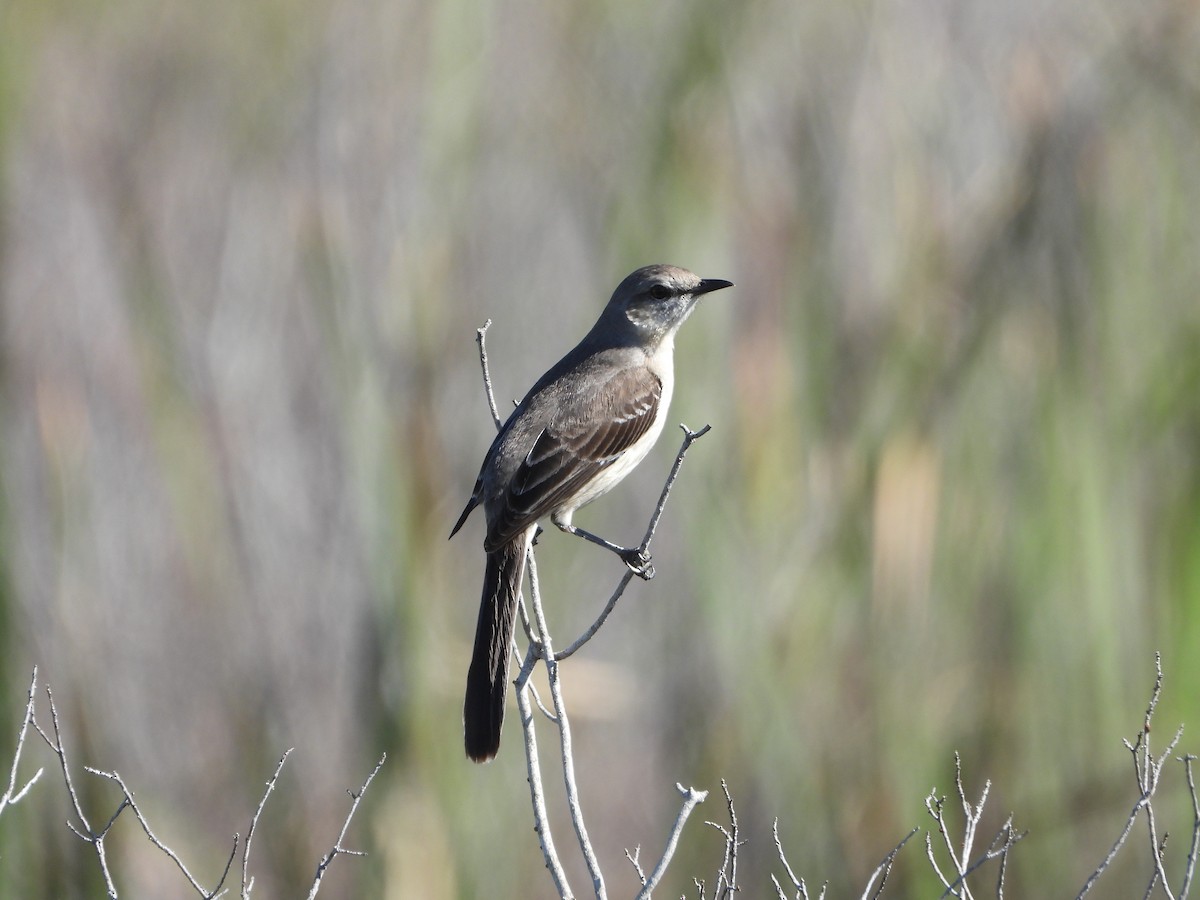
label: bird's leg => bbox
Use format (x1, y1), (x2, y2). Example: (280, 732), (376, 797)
(554, 523), (655, 580)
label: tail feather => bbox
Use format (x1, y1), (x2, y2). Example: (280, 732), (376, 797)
(464, 533), (528, 762)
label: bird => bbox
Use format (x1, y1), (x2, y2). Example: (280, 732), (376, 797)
(450, 264), (733, 762)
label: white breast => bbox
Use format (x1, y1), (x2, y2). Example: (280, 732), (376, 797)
(554, 342), (675, 520)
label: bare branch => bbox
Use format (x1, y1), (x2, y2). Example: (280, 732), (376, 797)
(923, 755), (1024, 900)
(994, 817), (1024, 899)
(306, 753), (386, 899)
(88, 766), (232, 898)
(33, 686), (120, 898)
(474, 319), (503, 430)
(554, 570), (636, 662)
(861, 828), (918, 900)
(1, 666), (43, 817)
(241, 748), (292, 898)
(516, 645), (557, 724)
(703, 780), (741, 899)
(772, 819), (804, 898)
(1180, 755), (1199, 899)
(637, 423), (711, 550)
(956, 753), (989, 869)
(634, 783), (709, 900)
(1144, 833), (1170, 900)
(1079, 787), (1149, 898)
(938, 818), (1026, 900)
(525, 552), (606, 899)
(924, 794), (955, 895)
(514, 642), (574, 898)
(16, 676), (384, 899)
(771, 816), (829, 900)
(1078, 653), (1182, 899)
(625, 844), (647, 886)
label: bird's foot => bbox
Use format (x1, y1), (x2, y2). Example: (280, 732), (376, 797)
(619, 547), (655, 580)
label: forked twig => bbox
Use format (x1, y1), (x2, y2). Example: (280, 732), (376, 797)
(1078, 653), (1183, 899)
(634, 784), (709, 900)
(924, 753), (1025, 900)
(862, 828), (918, 900)
(514, 642), (574, 898)
(242, 748), (293, 897)
(33, 685), (122, 897)
(525, 552), (607, 898)
(306, 753), (387, 899)
(87, 766), (237, 898)
(0, 667), (43, 819)
(703, 780), (742, 899)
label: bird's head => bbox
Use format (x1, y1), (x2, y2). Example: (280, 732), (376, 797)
(602, 264), (733, 349)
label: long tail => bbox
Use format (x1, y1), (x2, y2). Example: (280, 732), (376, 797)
(464, 531), (529, 762)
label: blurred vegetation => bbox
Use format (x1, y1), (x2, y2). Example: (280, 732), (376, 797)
(1, 0), (1199, 896)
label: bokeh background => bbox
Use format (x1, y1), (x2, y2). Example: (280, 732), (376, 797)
(1, 0), (1199, 896)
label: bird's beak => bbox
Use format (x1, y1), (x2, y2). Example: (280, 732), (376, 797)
(694, 278), (733, 296)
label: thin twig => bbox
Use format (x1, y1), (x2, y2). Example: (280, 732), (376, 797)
(555, 571), (635, 662)
(924, 752), (1026, 900)
(515, 643), (557, 723)
(510, 585), (557, 723)
(704, 780), (740, 899)
(241, 748), (292, 898)
(88, 766), (233, 898)
(475, 319), (503, 430)
(1079, 786), (1150, 898)
(625, 845), (647, 886)
(634, 783), (709, 900)
(1180, 755), (1199, 899)
(638, 423), (711, 549)
(955, 753), (988, 872)
(994, 817), (1024, 899)
(306, 753), (386, 900)
(1148, 831), (1175, 900)
(557, 424), (711, 661)
(33, 686), (120, 898)
(1078, 653), (1181, 899)
(770, 818), (828, 900)
(515, 640), (575, 899)
(938, 819), (1026, 900)
(1147, 729), (1185, 900)
(1131, 659), (1183, 900)
(526, 551), (606, 899)
(772, 819), (805, 898)
(1, 667), (43, 817)
(924, 793), (955, 896)
(861, 828), (918, 900)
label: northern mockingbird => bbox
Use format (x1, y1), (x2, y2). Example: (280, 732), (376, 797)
(450, 264), (732, 762)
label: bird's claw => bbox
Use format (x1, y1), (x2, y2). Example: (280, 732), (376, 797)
(620, 547), (655, 580)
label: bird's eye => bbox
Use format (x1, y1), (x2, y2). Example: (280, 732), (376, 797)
(649, 284), (671, 301)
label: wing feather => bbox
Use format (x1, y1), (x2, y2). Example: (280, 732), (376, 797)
(484, 367), (662, 550)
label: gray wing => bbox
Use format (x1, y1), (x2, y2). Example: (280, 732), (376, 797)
(484, 366), (662, 551)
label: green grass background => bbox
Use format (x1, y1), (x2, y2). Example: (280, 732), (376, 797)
(1, 0), (1198, 896)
